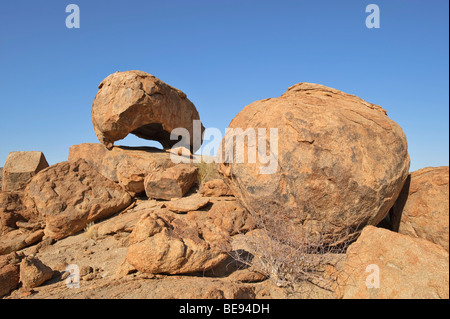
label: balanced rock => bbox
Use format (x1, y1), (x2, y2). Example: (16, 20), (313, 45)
(392, 166), (449, 251)
(218, 83), (410, 245)
(69, 143), (177, 195)
(338, 226), (449, 299)
(92, 70), (204, 152)
(19, 256), (53, 289)
(144, 164), (198, 200)
(24, 159), (132, 240)
(1, 151), (49, 192)
(126, 209), (231, 274)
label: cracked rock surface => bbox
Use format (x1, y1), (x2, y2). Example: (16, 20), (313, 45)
(92, 70), (204, 152)
(218, 83), (410, 246)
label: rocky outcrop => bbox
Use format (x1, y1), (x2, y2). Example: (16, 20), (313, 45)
(218, 83), (410, 246)
(338, 226), (449, 299)
(91, 71), (204, 152)
(2, 71), (442, 300)
(1, 152), (49, 192)
(391, 166), (449, 251)
(144, 164), (198, 200)
(0, 167), (3, 189)
(24, 159), (132, 240)
(69, 143), (178, 195)
(125, 209), (231, 274)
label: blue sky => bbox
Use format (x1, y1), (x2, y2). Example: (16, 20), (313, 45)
(0, 0), (448, 172)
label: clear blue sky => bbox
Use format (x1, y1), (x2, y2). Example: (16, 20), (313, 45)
(0, 0), (448, 172)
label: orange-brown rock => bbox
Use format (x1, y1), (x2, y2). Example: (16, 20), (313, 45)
(144, 164), (198, 200)
(200, 179), (234, 197)
(391, 166), (449, 251)
(23, 159), (132, 240)
(19, 256), (53, 289)
(0, 252), (23, 297)
(338, 226), (449, 299)
(0, 229), (44, 255)
(126, 209), (231, 274)
(91, 70), (204, 152)
(0, 191), (38, 235)
(218, 83), (410, 246)
(69, 143), (177, 196)
(1, 151), (49, 192)
(165, 195), (210, 213)
(188, 200), (255, 236)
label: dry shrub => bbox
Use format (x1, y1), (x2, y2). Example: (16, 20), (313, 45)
(196, 159), (221, 184)
(84, 221), (98, 240)
(234, 207), (363, 297)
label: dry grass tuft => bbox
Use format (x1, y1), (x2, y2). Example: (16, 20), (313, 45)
(195, 159), (221, 184)
(84, 221), (98, 240)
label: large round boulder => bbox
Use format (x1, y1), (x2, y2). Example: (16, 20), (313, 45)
(92, 70), (204, 151)
(218, 83), (410, 245)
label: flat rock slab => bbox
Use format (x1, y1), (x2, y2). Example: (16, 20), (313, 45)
(187, 200), (255, 236)
(0, 229), (44, 255)
(2, 152), (49, 192)
(165, 196), (210, 213)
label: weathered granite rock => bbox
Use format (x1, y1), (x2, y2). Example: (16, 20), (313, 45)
(69, 143), (178, 195)
(1, 152), (49, 191)
(91, 70), (204, 152)
(19, 256), (53, 289)
(126, 209), (231, 274)
(200, 179), (234, 197)
(144, 164), (198, 200)
(0, 252), (23, 297)
(187, 200), (255, 236)
(165, 195), (210, 213)
(391, 166), (449, 251)
(0, 229), (44, 255)
(338, 226), (449, 299)
(24, 159), (132, 240)
(218, 83), (410, 246)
